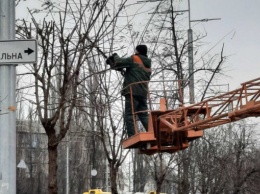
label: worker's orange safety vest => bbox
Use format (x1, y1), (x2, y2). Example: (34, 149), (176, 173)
(132, 55), (151, 73)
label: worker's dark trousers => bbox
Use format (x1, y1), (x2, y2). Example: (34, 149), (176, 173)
(124, 95), (149, 137)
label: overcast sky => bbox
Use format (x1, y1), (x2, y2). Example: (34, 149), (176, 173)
(16, 0), (260, 90)
(188, 0), (260, 89)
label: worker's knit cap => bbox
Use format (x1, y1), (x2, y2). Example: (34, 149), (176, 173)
(136, 45), (148, 56)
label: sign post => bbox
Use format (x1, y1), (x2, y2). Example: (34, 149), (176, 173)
(0, 1), (16, 194)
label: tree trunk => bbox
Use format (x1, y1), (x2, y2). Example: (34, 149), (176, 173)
(48, 143), (58, 194)
(156, 181), (162, 194)
(110, 162), (119, 194)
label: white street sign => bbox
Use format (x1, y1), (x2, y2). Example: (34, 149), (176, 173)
(0, 39), (37, 64)
(17, 159), (27, 169)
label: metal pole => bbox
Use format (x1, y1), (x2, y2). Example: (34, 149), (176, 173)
(188, 29), (194, 103)
(66, 136), (70, 194)
(0, 0), (16, 194)
(188, 0), (191, 29)
(105, 159), (108, 191)
(188, 0), (195, 103)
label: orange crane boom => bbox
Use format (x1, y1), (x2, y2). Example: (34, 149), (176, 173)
(122, 77), (260, 155)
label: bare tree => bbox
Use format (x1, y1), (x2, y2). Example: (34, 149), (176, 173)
(132, 0), (227, 193)
(82, 60), (130, 194)
(146, 153), (177, 193)
(16, 0), (127, 193)
(190, 121), (260, 194)
(16, 1), (259, 194)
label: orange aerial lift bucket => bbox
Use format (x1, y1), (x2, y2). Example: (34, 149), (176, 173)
(122, 77), (260, 155)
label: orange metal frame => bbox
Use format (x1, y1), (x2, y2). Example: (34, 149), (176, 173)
(122, 77), (260, 155)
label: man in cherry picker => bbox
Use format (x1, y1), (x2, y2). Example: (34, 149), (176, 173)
(106, 45), (152, 138)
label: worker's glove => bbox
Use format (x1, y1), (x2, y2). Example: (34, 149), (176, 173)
(106, 53), (118, 65)
(106, 57), (113, 65)
(112, 53), (118, 57)
(106, 53), (125, 75)
(106, 56), (114, 65)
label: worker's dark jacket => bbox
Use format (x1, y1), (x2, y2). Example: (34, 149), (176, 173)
(112, 54), (151, 97)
